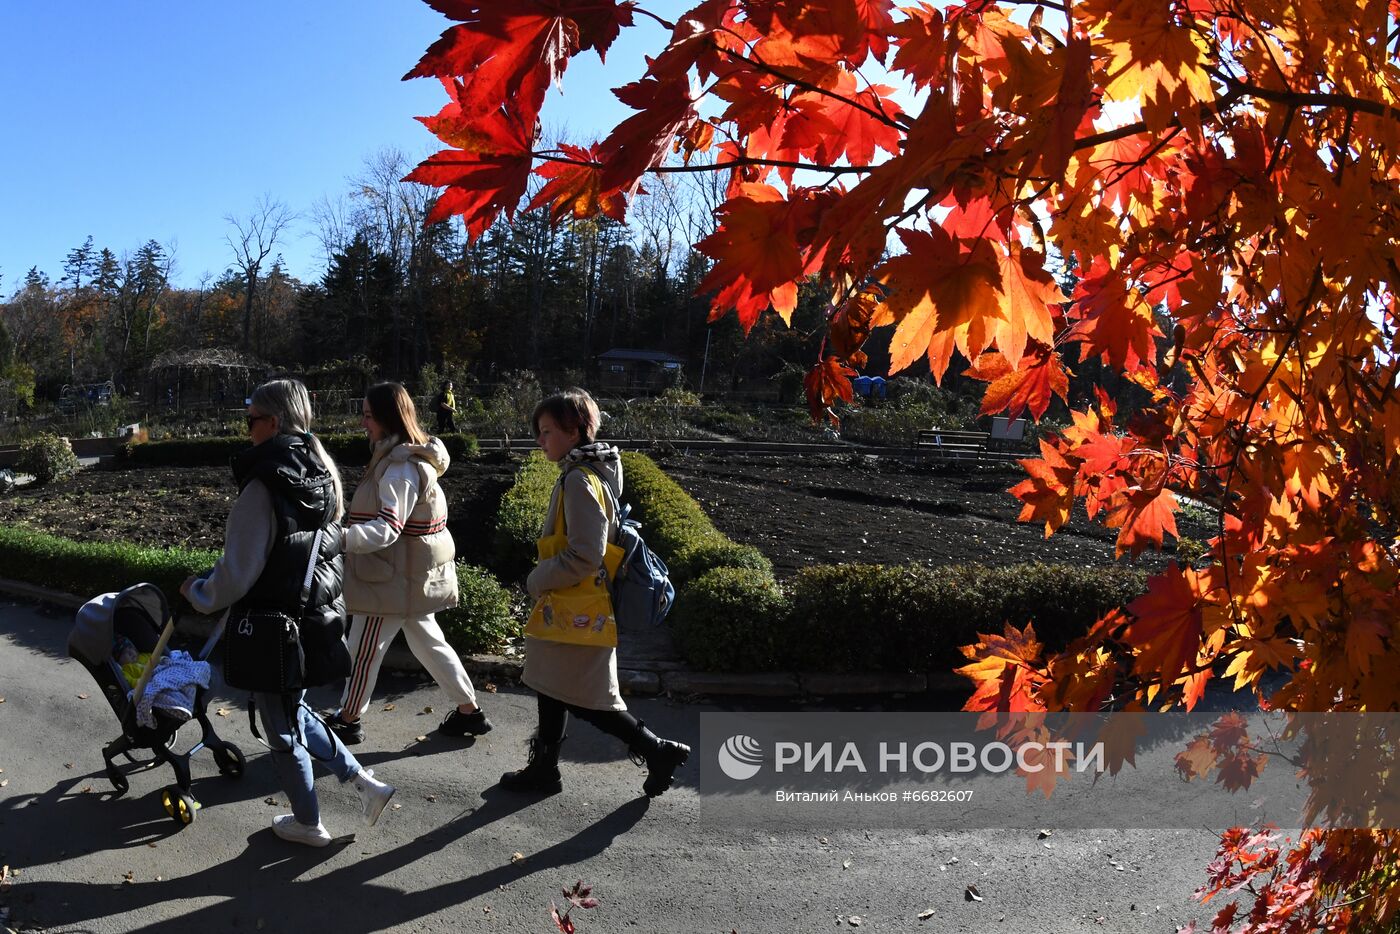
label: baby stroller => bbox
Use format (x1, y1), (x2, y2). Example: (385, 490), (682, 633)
(68, 582), (244, 825)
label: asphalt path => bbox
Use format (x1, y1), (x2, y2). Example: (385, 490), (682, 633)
(1, 599), (1224, 933)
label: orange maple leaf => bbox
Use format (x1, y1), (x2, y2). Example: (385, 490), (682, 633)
(1010, 440), (1079, 537)
(967, 345), (1070, 422)
(1105, 485), (1180, 558)
(992, 244), (1064, 368)
(695, 183), (813, 332)
(881, 228), (1003, 373)
(957, 622), (1048, 720)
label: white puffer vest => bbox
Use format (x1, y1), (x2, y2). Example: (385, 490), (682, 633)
(343, 437), (458, 617)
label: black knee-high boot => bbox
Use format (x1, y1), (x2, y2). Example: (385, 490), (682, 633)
(500, 694), (568, 794)
(628, 720), (690, 798)
(499, 736), (565, 794)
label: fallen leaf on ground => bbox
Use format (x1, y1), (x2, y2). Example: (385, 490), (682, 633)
(849, 917), (863, 927)
(263, 797), (278, 806)
(966, 884), (983, 902)
(77, 693), (89, 699)
(0, 780), (7, 788)
(483, 682), (498, 693)
(1038, 829), (1052, 839)
(383, 704), (396, 711)
(510, 852), (526, 863)
(422, 706), (434, 714)
(843, 859), (851, 870)
(819, 836), (829, 845)
(415, 735), (429, 742)
(64, 763), (74, 769)
(215, 708), (229, 717)
(425, 794), (438, 802)
(0, 697), (6, 702)
(392, 803), (402, 810)
(918, 908), (935, 919)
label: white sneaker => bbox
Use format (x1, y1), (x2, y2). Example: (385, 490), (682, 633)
(271, 814), (333, 847)
(352, 768), (396, 827)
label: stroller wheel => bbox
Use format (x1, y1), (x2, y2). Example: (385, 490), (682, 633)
(160, 786), (199, 825)
(106, 763), (129, 796)
(213, 744), (246, 779)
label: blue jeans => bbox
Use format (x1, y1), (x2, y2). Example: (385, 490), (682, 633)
(253, 690), (361, 826)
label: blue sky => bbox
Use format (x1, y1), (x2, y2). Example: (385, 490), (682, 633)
(0, 1), (679, 289)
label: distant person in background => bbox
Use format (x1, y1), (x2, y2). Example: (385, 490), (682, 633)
(499, 387), (690, 798)
(434, 381), (457, 434)
(324, 381), (492, 746)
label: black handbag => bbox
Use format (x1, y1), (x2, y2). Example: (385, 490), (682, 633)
(221, 529), (322, 693)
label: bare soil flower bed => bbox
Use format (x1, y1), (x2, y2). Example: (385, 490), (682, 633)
(0, 450), (1206, 581)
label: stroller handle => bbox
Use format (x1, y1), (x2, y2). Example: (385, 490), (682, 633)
(130, 614), (177, 709)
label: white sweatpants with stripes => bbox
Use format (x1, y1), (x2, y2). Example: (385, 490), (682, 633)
(338, 613), (478, 720)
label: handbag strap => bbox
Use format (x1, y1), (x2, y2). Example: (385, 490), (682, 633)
(296, 528), (324, 620)
(570, 462), (619, 529)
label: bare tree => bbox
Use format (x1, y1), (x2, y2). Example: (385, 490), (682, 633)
(226, 195), (295, 351)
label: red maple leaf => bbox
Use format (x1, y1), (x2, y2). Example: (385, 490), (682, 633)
(404, 103), (534, 236)
(804, 356), (856, 423)
(528, 143), (628, 224)
(1105, 485), (1180, 558)
(1010, 440), (1078, 537)
(1069, 269), (1161, 371)
(1123, 563), (1210, 683)
(597, 77), (698, 192)
(406, 3), (570, 129)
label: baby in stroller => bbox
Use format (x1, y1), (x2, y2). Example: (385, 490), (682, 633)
(68, 582), (245, 825)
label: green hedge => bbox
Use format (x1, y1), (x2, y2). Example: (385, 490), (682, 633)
(439, 563), (519, 655)
(118, 432), (479, 469)
(672, 562), (1148, 673)
(670, 567), (790, 672)
(492, 452), (558, 580)
(491, 450), (770, 584)
(0, 524), (218, 602)
(0, 523), (516, 657)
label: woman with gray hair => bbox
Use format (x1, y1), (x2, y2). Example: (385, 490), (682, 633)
(179, 378), (396, 847)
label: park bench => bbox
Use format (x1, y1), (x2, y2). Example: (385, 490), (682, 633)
(914, 428), (990, 460)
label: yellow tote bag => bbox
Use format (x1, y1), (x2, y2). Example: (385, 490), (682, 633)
(524, 470), (624, 648)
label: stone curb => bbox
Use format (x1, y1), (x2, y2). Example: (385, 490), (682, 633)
(1, 577), (969, 700)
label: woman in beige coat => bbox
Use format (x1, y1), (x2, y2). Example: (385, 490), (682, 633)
(324, 382), (491, 745)
(500, 387), (689, 797)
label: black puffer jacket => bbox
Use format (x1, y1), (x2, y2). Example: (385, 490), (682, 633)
(230, 433), (350, 687)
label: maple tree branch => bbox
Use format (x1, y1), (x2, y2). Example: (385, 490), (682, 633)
(714, 44), (909, 132)
(1216, 265), (1324, 627)
(530, 150), (870, 176)
(631, 7), (675, 30)
(1073, 86), (1248, 151)
(1211, 71), (1400, 123)
(1262, 105), (1295, 177)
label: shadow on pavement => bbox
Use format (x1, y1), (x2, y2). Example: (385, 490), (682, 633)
(21, 793), (651, 932)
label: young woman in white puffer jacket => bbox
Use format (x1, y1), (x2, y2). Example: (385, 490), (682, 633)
(324, 381), (492, 746)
